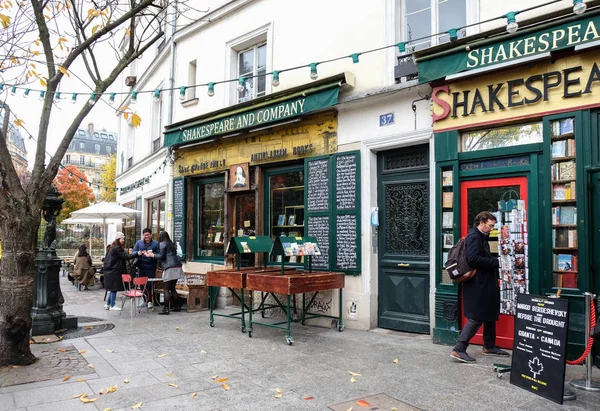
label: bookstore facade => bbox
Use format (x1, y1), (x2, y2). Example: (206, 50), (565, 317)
(163, 75), (361, 307)
(417, 12), (600, 359)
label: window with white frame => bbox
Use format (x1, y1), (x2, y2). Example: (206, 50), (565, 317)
(95, 144), (100, 154)
(79, 155), (85, 165)
(152, 83), (164, 152)
(79, 142), (85, 150)
(186, 60), (197, 101)
(237, 42), (266, 103)
(399, 0), (467, 51)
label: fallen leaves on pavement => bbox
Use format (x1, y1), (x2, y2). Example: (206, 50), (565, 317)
(131, 402), (142, 409)
(62, 375), (70, 382)
(222, 384), (230, 390)
(356, 399), (370, 407)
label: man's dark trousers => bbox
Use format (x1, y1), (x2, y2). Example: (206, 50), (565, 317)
(454, 318), (496, 352)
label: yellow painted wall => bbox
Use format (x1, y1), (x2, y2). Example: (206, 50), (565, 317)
(433, 50), (600, 132)
(174, 112), (337, 177)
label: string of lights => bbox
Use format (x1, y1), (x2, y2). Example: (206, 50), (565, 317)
(0, 0), (585, 106)
(0, 102), (169, 193)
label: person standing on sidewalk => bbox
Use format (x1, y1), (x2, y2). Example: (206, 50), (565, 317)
(133, 228), (160, 308)
(103, 232), (138, 311)
(147, 231), (184, 315)
(73, 244), (93, 290)
(451, 211), (510, 363)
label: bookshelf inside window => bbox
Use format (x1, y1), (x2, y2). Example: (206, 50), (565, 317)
(550, 117), (578, 289)
(441, 167), (454, 284)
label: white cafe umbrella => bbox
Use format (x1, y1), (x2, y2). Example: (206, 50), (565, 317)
(62, 217), (123, 256)
(70, 202), (141, 251)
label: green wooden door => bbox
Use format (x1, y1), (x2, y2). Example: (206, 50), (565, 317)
(377, 145), (430, 333)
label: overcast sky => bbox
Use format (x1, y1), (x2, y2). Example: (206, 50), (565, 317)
(5, 67), (121, 169)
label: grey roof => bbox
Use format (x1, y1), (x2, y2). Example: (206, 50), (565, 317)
(69, 126), (118, 156)
(0, 112), (27, 153)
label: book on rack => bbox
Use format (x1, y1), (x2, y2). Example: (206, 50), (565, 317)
(553, 229), (568, 248)
(555, 254), (574, 271)
(551, 140), (566, 158)
(553, 206), (577, 225)
(568, 230), (578, 247)
(553, 185), (566, 200)
(558, 161), (576, 180)
(560, 118), (574, 134)
(282, 242), (293, 256)
(290, 242), (300, 255)
(442, 192), (453, 208)
(213, 232), (222, 243)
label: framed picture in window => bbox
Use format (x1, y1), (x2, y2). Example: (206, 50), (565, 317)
(443, 233), (454, 249)
(288, 215), (296, 226)
(229, 162), (249, 191)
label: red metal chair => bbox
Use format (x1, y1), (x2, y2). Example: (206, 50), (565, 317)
(120, 274), (148, 316)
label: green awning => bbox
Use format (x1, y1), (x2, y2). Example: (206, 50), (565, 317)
(164, 85), (340, 147)
(417, 12), (600, 84)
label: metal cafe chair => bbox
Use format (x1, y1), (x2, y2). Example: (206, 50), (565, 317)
(120, 274), (148, 317)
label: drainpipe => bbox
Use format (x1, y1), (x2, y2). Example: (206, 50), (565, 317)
(166, 0), (178, 235)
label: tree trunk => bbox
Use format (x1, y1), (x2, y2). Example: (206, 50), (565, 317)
(0, 213), (40, 366)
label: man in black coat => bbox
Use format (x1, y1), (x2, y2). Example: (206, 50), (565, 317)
(451, 211), (510, 363)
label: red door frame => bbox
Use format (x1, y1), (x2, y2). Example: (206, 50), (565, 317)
(460, 176), (528, 349)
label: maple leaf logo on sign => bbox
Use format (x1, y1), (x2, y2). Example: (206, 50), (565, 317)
(528, 357), (544, 379)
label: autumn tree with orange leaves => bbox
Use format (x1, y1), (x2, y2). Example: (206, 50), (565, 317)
(0, 0), (191, 366)
(53, 165), (95, 223)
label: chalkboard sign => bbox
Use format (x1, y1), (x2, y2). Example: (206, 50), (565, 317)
(304, 151), (361, 274)
(336, 154), (357, 210)
(172, 177), (186, 258)
(307, 216), (329, 269)
(510, 294), (569, 404)
(307, 158), (329, 212)
(335, 214), (357, 270)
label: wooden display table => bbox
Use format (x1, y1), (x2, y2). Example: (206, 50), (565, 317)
(246, 271), (345, 345)
(207, 266), (297, 331)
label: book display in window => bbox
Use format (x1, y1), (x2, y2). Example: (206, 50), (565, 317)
(271, 184), (305, 263)
(440, 168), (454, 283)
(550, 117), (578, 289)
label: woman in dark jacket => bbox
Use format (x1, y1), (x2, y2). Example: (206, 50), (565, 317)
(103, 232), (137, 311)
(147, 231), (184, 315)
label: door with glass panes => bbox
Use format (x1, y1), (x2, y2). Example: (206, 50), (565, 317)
(460, 177), (528, 349)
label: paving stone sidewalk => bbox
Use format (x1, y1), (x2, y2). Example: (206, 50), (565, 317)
(0, 276), (599, 410)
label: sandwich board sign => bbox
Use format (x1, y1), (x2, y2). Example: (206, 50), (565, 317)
(510, 293), (569, 404)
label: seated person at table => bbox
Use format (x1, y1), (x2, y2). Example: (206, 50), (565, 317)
(133, 228), (160, 308)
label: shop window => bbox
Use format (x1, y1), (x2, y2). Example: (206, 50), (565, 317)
(237, 42), (266, 103)
(549, 117), (578, 289)
(398, 0), (467, 51)
(123, 201), (136, 249)
(194, 179), (225, 259)
(461, 123), (542, 152)
(268, 169), (304, 263)
(147, 195), (166, 240)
